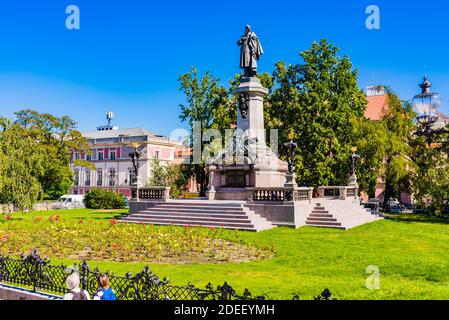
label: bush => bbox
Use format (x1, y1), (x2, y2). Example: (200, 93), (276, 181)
(83, 189), (126, 209)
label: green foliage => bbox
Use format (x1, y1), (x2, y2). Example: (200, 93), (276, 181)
(147, 159), (167, 187)
(411, 122), (449, 215)
(268, 39), (367, 187)
(147, 159), (190, 199)
(13, 110), (91, 200)
(83, 189), (125, 209)
(380, 91), (416, 207)
(178, 67), (237, 196)
(353, 118), (387, 197)
(0, 122), (45, 211)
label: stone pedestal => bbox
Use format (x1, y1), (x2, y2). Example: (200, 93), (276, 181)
(207, 77), (288, 200)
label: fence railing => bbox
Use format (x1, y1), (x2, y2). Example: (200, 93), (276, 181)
(248, 187), (313, 202)
(0, 251), (263, 300)
(0, 251), (336, 300)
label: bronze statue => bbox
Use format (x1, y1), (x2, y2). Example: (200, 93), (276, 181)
(237, 25), (263, 77)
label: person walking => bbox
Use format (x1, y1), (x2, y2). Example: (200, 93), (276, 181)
(63, 272), (90, 300)
(93, 274), (117, 300)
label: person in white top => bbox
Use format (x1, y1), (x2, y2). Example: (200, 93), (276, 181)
(63, 272), (91, 300)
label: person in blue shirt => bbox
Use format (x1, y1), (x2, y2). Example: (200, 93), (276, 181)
(93, 274), (117, 300)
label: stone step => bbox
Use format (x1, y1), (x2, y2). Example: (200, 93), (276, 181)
(144, 206), (247, 214)
(305, 223), (346, 230)
(129, 214), (252, 223)
(309, 214), (334, 218)
(121, 220), (258, 232)
(122, 217), (255, 229)
(311, 210), (330, 214)
(305, 220), (342, 227)
(161, 202), (244, 208)
(314, 207), (326, 210)
(306, 217), (338, 222)
(139, 211), (248, 218)
(154, 204), (245, 212)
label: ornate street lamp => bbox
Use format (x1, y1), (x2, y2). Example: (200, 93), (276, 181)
(282, 132), (298, 187)
(349, 147), (360, 187)
(129, 142), (141, 187)
(412, 76), (443, 146)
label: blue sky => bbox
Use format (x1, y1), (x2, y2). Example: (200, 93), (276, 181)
(0, 0), (448, 135)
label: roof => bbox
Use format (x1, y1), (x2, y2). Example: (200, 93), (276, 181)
(82, 128), (160, 140)
(365, 95), (389, 121)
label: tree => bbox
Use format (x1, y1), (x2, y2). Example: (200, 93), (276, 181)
(267, 39), (367, 187)
(178, 67), (236, 197)
(411, 121), (449, 215)
(380, 92), (416, 209)
(147, 159), (167, 187)
(147, 159), (189, 199)
(353, 117), (387, 197)
(13, 110), (91, 199)
(0, 121), (46, 210)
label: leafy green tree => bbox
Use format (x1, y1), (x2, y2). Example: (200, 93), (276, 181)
(411, 122), (449, 215)
(353, 117), (387, 197)
(147, 159), (168, 187)
(178, 67), (236, 196)
(0, 121), (45, 211)
(13, 110), (91, 199)
(380, 92), (416, 209)
(267, 39), (367, 187)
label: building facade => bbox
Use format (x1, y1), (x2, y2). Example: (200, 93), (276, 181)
(71, 122), (183, 198)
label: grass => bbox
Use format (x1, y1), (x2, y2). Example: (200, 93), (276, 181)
(2, 209), (449, 300)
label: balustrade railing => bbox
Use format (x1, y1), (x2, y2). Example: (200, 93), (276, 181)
(132, 187), (170, 201)
(248, 187), (313, 202)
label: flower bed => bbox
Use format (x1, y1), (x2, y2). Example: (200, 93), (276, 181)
(0, 212), (273, 264)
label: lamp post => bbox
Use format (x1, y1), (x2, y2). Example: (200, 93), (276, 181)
(349, 147), (360, 187)
(412, 76), (443, 146)
(282, 132), (298, 188)
(129, 142), (141, 200)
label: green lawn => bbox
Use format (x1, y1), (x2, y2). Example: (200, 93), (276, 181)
(2, 209), (449, 300)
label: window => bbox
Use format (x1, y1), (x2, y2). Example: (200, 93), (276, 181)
(87, 155), (92, 161)
(108, 169), (116, 187)
(75, 153), (81, 160)
(128, 169), (135, 186)
(98, 152), (104, 161)
(97, 169), (103, 187)
(85, 170), (91, 186)
(74, 170), (80, 186)
(155, 150), (160, 159)
(110, 151), (116, 160)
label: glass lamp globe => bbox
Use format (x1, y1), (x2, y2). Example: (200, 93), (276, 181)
(412, 76), (442, 116)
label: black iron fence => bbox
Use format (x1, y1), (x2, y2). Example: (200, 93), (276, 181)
(0, 251), (335, 300)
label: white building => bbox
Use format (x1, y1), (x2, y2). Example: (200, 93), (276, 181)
(71, 115), (183, 198)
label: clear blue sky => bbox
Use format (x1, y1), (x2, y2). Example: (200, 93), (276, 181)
(0, 0), (448, 135)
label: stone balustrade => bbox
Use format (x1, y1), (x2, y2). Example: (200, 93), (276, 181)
(317, 186), (359, 200)
(247, 187), (313, 203)
(131, 187), (171, 201)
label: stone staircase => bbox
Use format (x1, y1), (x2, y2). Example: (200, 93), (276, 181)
(305, 201), (381, 230)
(121, 201), (274, 232)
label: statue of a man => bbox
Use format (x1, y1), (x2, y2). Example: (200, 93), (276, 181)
(237, 25), (264, 77)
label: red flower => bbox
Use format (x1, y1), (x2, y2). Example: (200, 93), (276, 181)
(79, 219), (84, 224)
(109, 219), (118, 226)
(5, 215), (12, 221)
